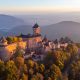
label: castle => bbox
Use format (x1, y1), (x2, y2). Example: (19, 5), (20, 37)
(19, 23), (42, 49)
(0, 23), (42, 61)
(0, 23), (69, 61)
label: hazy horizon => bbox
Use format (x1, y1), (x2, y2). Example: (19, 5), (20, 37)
(0, 0), (80, 15)
(14, 12), (80, 26)
(0, 0), (80, 26)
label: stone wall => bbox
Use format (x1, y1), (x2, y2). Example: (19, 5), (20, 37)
(0, 41), (27, 61)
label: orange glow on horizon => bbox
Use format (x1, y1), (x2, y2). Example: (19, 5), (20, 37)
(0, 6), (80, 14)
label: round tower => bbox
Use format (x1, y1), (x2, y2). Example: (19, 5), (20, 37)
(33, 23), (40, 35)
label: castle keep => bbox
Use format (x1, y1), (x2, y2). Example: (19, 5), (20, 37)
(19, 23), (42, 48)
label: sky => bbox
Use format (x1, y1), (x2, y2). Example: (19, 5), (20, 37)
(0, 0), (80, 14)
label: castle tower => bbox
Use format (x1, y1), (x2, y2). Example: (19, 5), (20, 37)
(32, 23), (42, 44)
(0, 37), (8, 46)
(33, 23), (40, 35)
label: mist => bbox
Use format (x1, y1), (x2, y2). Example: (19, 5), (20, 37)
(14, 12), (80, 26)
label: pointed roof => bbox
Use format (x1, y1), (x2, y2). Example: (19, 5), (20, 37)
(33, 23), (39, 28)
(0, 37), (7, 43)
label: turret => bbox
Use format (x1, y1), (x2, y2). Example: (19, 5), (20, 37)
(0, 37), (8, 46)
(33, 23), (40, 35)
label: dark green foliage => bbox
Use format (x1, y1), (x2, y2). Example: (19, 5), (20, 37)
(5, 60), (18, 80)
(0, 42), (79, 80)
(6, 36), (22, 44)
(6, 36), (13, 44)
(0, 60), (5, 79)
(68, 59), (80, 80)
(44, 50), (68, 70)
(66, 44), (78, 57)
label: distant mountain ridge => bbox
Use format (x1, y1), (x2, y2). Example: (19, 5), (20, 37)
(41, 21), (80, 42)
(0, 14), (25, 30)
(7, 25), (32, 36)
(0, 14), (80, 42)
(8, 21), (80, 42)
